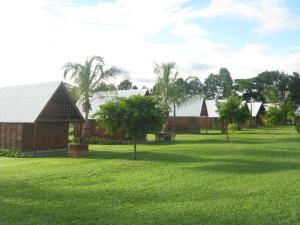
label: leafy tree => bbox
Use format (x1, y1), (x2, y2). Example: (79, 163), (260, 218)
(94, 82), (116, 92)
(280, 100), (296, 124)
(265, 107), (283, 137)
(204, 68), (233, 99)
(118, 79), (132, 90)
(217, 96), (243, 141)
(63, 56), (121, 142)
(262, 86), (279, 103)
(204, 73), (219, 99)
(234, 78), (260, 101)
(288, 72), (300, 104)
(132, 85), (138, 90)
(218, 68), (233, 98)
(185, 76), (204, 96)
(153, 62), (179, 132)
(95, 96), (164, 160)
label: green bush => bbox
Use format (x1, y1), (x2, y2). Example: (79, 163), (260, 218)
(295, 120), (300, 133)
(228, 123), (239, 133)
(0, 150), (31, 158)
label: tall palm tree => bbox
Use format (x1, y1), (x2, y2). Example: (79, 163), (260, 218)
(63, 56), (121, 142)
(154, 62), (181, 132)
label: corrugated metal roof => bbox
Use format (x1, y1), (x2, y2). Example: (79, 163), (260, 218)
(0, 81), (61, 123)
(81, 89), (148, 119)
(169, 96), (204, 117)
(205, 100), (225, 118)
(295, 106), (300, 116)
(247, 102), (263, 117)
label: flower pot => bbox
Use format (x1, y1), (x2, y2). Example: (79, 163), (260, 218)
(68, 144), (88, 157)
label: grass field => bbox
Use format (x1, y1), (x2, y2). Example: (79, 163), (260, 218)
(1, 127), (300, 225)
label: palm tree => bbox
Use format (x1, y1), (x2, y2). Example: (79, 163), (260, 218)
(154, 62), (183, 132)
(63, 56), (121, 142)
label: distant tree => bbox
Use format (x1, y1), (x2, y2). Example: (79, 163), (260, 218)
(185, 76), (204, 96)
(218, 68), (233, 98)
(234, 78), (260, 101)
(95, 96), (164, 160)
(217, 96), (243, 141)
(204, 68), (233, 99)
(118, 79), (132, 90)
(262, 86), (279, 103)
(63, 56), (121, 142)
(280, 100), (296, 125)
(288, 72), (300, 104)
(94, 82), (116, 92)
(204, 73), (219, 99)
(132, 85), (138, 90)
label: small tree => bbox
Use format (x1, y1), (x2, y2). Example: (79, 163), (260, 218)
(95, 96), (164, 160)
(217, 96), (243, 141)
(265, 106), (283, 137)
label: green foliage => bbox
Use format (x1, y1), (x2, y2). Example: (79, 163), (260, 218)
(0, 150), (31, 158)
(265, 106), (283, 127)
(218, 96), (243, 125)
(94, 95), (165, 159)
(262, 85), (279, 103)
(118, 79), (133, 90)
(204, 68), (233, 99)
(280, 100), (296, 122)
(228, 123), (239, 132)
(295, 119), (300, 133)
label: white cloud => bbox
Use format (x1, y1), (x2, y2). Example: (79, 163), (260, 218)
(196, 0), (300, 35)
(0, 0), (299, 88)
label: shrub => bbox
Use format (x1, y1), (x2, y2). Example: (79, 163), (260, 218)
(296, 120), (300, 133)
(0, 150), (31, 158)
(228, 123), (239, 133)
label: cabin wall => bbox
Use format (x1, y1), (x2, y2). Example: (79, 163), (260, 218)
(74, 120), (125, 141)
(22, 122), (69, 151)
(167, 117), (221, 133)
(0, 123), (23, 150)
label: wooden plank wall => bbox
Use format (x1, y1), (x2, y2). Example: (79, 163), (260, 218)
(0, 123), (23, 150)
(22, 122), (69, 151)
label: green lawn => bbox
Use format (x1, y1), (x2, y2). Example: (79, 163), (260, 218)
(1, 127), (300, 225)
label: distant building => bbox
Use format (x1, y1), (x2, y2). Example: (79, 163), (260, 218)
(74, 89), (149, 140)
(167, 96), (206, 133)
(247, 102), (266, 125)
(0, 81), (83, 153)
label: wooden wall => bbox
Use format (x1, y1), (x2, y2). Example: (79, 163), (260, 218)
(0, 122), (69, 152)
(0, 123), (23, 150)
(167, 117), (221, 133)
(74, 120), (125, 141)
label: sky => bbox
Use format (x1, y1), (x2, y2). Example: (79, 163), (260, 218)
(0, 0), (300, 87)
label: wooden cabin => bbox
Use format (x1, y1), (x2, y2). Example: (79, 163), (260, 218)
(0, 81), (83, 153)
(247, 102), (266, 126)
(167, 97), (207, 133)
(201, 99), (224, 130)
(74, 89), (149, 140)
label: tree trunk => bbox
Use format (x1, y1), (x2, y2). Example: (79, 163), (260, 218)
(133, 136), (137, 160)
(172, 102), (176, 133)
(226, 126), (229, 142)
(81, 97), (90, 144)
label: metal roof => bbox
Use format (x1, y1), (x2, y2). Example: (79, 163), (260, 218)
(0, 81), (62, 123)
(247, 102), (263, 117)
(205, 100), (226, 118)
(295, 106), (300, 117)
(81, 89), (149, 119)
(263, 103), (279, 111)
(169, 97), (204, 117)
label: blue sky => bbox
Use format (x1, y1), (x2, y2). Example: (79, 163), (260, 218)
(0, 0), (300, 86)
